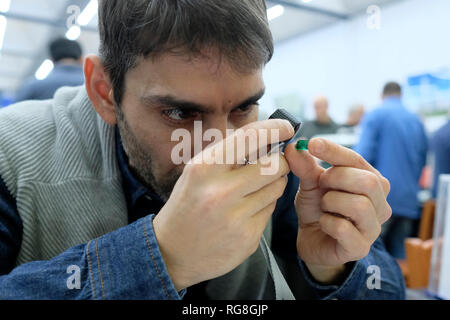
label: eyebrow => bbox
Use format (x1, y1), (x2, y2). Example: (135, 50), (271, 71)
(140, 88), (266, 113)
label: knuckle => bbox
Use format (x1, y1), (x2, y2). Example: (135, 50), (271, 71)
(384, 205), (393, 223)
(357, 154), (369, 168)
(382, 177), (391, 194)
(318, 170), (330, 187)
(202, 196), (219, 212)
(203, 186), (226, 211)
(323, 191), (343, 210)
(375, 223), (382, 238)
(362, 173), (380, 193)
(319, 167), (341, 189)
(320, 192), (333, 211)
(369, 222), (382, 242)
(186, 163), (204, 176)
(354, 196), (372, 213)
(334, 220), (349, 239)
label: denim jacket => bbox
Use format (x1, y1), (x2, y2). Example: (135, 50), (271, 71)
(0, 129), (406, 299)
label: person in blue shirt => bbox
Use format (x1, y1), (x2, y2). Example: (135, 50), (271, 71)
(430, 119), (450, 198)
(14, 38), (84, 102)
(354, 82), (428, 259)
(0, 0), (404, 300)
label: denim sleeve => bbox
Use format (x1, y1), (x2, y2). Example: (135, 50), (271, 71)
(0, 175), (22, 274)
(297, 237), (406, 300)
(0, 212), (185, 299)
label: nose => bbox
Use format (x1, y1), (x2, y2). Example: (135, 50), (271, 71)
(202, 115), (234, 149)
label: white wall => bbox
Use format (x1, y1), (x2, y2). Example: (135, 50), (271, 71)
(261, 0), (450, 123)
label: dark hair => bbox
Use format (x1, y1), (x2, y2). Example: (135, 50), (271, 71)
(383, 82), (402, 97)
(98, 0), (274, 105)
(49, 38), (83, 62)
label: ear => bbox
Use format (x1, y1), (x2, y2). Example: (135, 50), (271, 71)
(84, 54), (117, 125)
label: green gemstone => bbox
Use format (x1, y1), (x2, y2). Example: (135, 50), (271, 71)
(296, 139), (309, 151)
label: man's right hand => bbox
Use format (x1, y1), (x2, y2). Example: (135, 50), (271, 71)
(153, 119), (294, 291)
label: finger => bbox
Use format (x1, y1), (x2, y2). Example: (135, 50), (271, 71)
(284, 142), (325, 191)
(321, 191), (381, 242)
(199, 119), (294, 169)
(319, 213), (371, 261)
(308, 138), (390, 196)
(228, 152), (290, 197)
(320, 167), (392, 224)
(234, 176), (288, 219)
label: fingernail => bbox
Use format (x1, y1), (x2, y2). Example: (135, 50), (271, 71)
(313, 139), (325, 154)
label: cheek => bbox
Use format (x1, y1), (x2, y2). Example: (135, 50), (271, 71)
(123, 104), (171, 151)
(144, 132), (182, 175)
(121, 107), (179, 170)
(155, 142), (179, 166)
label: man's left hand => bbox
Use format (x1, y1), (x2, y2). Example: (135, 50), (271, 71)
(284, 138), (392, 284)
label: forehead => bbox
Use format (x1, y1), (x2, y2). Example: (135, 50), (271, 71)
(124, 52), (264, 110)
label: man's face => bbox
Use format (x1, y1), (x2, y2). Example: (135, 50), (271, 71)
(313, 97), (329, 123)
(116, 52), (265, 201)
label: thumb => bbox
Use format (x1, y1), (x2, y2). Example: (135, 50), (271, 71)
(284, 142), (325, 191)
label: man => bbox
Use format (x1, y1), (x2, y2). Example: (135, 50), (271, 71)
(301, 96), (340, 139)
(430, 118), (450, 198)
(339, 104), (365, 133)
(354, 82), (428, 260)
(15, 38), (84, 102)
(0, 0), (404, 299)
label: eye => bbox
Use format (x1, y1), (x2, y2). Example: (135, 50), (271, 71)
(162, 108), (201, 122)
(233, 103), (259, 114)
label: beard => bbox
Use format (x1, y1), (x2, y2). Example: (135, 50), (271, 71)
(115, 106), (183, 202)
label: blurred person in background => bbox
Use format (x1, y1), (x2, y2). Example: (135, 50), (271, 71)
(15, 38), (84, 102)
(430, 115), (450, 198)
(353, 82), (428, 259)
(301, 96), (340, 139)
(339, 104), (365, 134)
